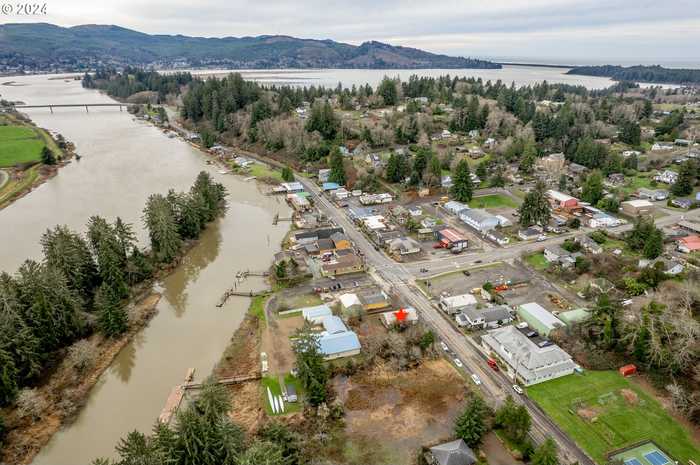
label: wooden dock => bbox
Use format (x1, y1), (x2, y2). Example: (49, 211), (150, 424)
(159, 372), (262, 424)
(216, 288), (270, 307)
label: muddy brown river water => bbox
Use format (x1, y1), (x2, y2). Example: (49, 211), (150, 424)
(0, 75), (290, 464)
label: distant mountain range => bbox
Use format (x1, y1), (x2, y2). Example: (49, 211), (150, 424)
(0, 23), (500, 72)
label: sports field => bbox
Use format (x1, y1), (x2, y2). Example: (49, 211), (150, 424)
(0, 125), (46, 167)
(610, 440), (676, 465)
(527, 371), (700, 464)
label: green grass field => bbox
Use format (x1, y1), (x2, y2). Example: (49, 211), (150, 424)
(248, 163), (284, 181)
(0, 125), (46, 167)
(261, 375), (302, 415)
(525, 252), (549, 270)
(468, 193), (518, 209)
(527, 371), (700, 464)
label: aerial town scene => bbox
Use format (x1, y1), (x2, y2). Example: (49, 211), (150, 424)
(0, 2), (699, 465)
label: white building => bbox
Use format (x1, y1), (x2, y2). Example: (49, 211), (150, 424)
(439, 294), (477, 315)
(459, 209), (500, 233)
(481, 326), (575, 386)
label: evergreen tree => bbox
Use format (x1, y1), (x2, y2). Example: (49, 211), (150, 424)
(41, 225), (99, 302)
(305, 100), (339, 141)
(619, 119), (641, 146)
(0, 349), (18, 405)
(494, 396), (531, 444)
(450, 159), (474, 202)
(377, 77), (398, 106)
(328, 147), (346, 185)
(281, 166), (294, 182)
(41, 146), (56, 165)
(518, 181), (551, 227)
(519, 140), (537, 173)
(581, 170), (604, 205)
(95, 284), (128, 337)
(643, 228), (663, 259)
(143, 194), (183, 263)
(531, 438), (558, 465)
(293, 323), (328, 406)
(455, 396), (490, 448)
(670, 160), (695, 196)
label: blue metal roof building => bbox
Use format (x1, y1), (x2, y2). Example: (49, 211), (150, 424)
(301, 305), (333, 324)
(322, 182), (341, 191)
(322, 315), (347, 334)
(318, 331), (361, 360)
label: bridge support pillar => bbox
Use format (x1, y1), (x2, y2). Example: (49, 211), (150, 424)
(49, 106), (53, 114)
(85, 105), (89, 113)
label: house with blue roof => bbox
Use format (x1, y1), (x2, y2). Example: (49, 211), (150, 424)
(322, 182), (341, 191)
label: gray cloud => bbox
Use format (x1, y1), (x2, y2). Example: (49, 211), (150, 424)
(8, 0), (700, 65)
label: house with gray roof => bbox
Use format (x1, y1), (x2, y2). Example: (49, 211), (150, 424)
(428, 439), (476, 465)
(457, 306), (513, 329)
(481, 325), (575, 386)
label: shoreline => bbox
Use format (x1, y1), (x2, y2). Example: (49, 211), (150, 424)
(0, 111), (77, 210)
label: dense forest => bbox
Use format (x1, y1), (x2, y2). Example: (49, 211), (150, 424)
(568, 64), (700, 85)
(0, 172), (226, 407)
(82, 67), (193, 101)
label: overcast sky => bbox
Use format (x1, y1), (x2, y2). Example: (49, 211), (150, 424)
(8, 0), (700, 66)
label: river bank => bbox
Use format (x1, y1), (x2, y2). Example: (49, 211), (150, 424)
(0, 111), (76, 210)
(1, 290), (161, 465)
(0, 74), (292, 465)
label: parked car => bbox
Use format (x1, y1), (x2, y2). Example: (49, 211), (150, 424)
(462, 270), (471, 276)
(471, 374), (481, 385)
(440, 342), (449, 352)
(512, 384), (524, 395)
(454, 358), (464, 368)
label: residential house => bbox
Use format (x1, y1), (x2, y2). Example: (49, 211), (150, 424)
(481, 325), (576, 386)
(388, 237), (421, 255)
(427, 439), (477, 465)
(332, 188), (350, 201)
(677, 235), (700, 253)
(675, 138), (691, 146)
(380, 307), (419, 327)
(468, 148), (485, 159)
(576, 235), (603, 254)
(538, 152), (566, 176)
(293, 227), (344, 245)
(359, 193), (393, 205)
(439, 294), (477, 315)
(339, 293), (362, 314)
(622, 150), (641, 158)
(589, 212), (620, 228)
(375, 229), (403, 246)
(652, 142), (674, 151)
(486, 230), (510, 246)
(330, 232), (352, 250)
(280, 182), (304, 193)
(671, 198), (693, 209)
(321, 253), (364, 277)
(517, 302), (566, 336)
(441, 175), (453, 188)
(421, 217), (438, 228)
(621, 199), (654, 216)
(483, 137), (497, 149)
(654, 170), (678, 184)
(457, 306), (513, 329)
(518, 227), (541, 241)
(638, 188), (669, 201)
(233, 156), (254, 168)
(569, 163), (588, 176)
(460, 209), (500, 233)
(543, 245), (575, 268)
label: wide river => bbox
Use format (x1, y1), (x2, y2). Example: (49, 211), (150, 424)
(186, 65), (618, 89)
(0, 75), (291, 464)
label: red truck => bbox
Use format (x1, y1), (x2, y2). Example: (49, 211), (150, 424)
(487, 358), (499, 371)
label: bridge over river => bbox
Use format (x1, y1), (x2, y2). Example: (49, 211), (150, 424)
(12, 103), (133, 113)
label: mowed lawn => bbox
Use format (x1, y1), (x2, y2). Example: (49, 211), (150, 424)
(468, 193), (518, 209)
(527, 371), (700, 464)
(0, 125), (46, 167)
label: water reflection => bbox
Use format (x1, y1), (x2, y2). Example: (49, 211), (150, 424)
(109, 330), (145, 383)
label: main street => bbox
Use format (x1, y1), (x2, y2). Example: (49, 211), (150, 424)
(298, 177), (602, 465)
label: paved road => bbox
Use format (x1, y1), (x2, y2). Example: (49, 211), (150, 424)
(298, 177), (601, 465)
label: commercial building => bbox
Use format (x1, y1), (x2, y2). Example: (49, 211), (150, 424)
(546, 190), (579, 209)
(516, 302), (566, 336)
(481, 325), (576, 386)
(436, 228), (468, 251)
(439, 294), (477, 315)
(621, 199), (654, 216)
(677, 235), (700, 253)
(457, 305), (513, 329)
(301, 304), (333, 325)
(459, 209), (500, 233)
(380, 307), (419, 327)
(317, 316), (361, 360)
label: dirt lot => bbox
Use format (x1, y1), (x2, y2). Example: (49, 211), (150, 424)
(332, 359), (469, 465)
(424, 261), (576, 309)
